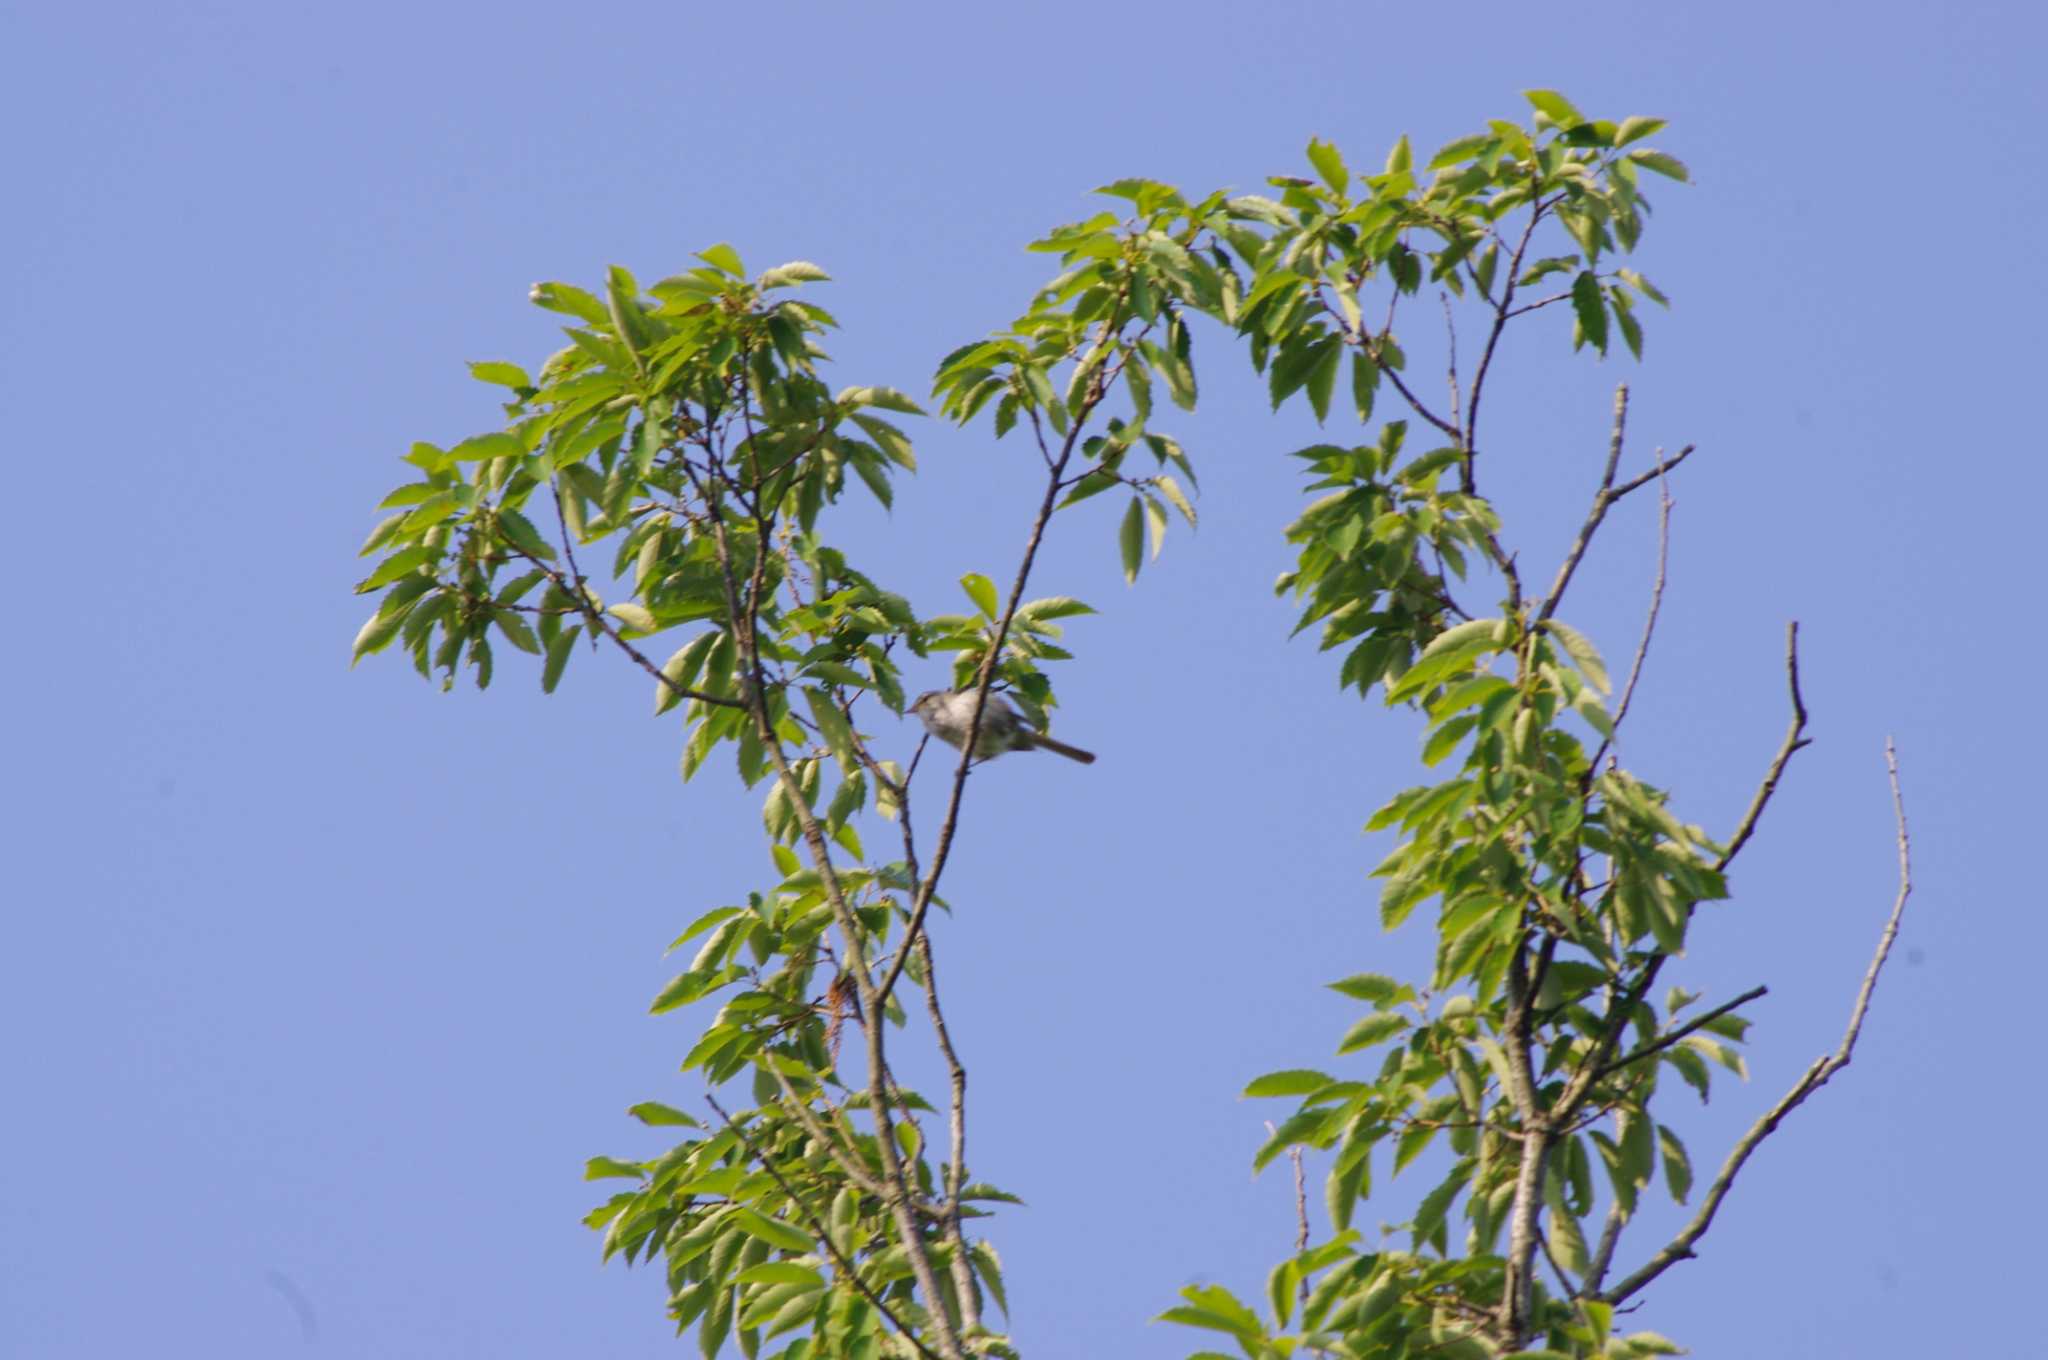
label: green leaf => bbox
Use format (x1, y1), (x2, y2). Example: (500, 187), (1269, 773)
(1614, 116), (1668, 148)
(1329, 973), (1411, 1006)
(1571, 271), (1608, 354)
(1157, 1285), (1264, 1341)
(837, 385), (926, 416)
(541, 625), (579, 693)
(1119, 497), (1143, 584)
(731, 1207), (813, 1255)
(1337, 1012), (1409, 1054)
(627, 1101), (702, 1127)
(470, 360), (531, 389)
(1543, 619), (1610, 694)
(1305, 338), (1342, 423)
(493, 610), (541, 655)
(960, 572), (999, 620)
(584, 1156), (643, 1180)
(449, 431), (524, 463)
(496, 507), (555, 561)
(1242, 1069), (1336, 1098)
(971, 1241), (1009, 1317)
(1154, 473), (1197, 528)
(608, 602), (659, 634)
(1658, 1123), (1693, 1203)
(1017, 596), (1096, 623)
(697, 242), (745, 277)
(528, 281), (608, 325)
(1144, 495), (1168, 561)
(656, 633), (719, 715)
(735, 1261), (824, 1288)
(1306, 138), (1349, 194)
(1524, 89), (1585, 127)
(1627, 149), (1691, 182)
(756, 261), (830, 289)
(355, 544), (434, 593)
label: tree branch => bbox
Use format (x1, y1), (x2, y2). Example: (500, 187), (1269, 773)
(1589, 985), (1767, 1085)
(706, 1097), (944, 1360)
(1717, 622), (1812, 872)
(1588, 456), (1673, 775)
(1537, 385), (1629, 623)
(1608, 445), (1694, 501)
(1600, 741), (1912, 1307)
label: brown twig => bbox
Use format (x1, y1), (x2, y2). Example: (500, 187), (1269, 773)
(875, 279), (1134, 1012)
(1609, 446), (1695, 500)
(1589, 985), (1767, 1084)
(1600, 740), (1912, 1306)
(1537, 385), (1629, 623)
(1589, 456), (1673, 775)
(1717, 622), (1812, 872)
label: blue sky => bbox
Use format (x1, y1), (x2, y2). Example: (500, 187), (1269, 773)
(4, 3), (2041, 1356)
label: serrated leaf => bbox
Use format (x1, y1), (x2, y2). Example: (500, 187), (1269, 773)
(1144, 495), (1168, 561)
(1306, 138), (1349, 194)
(1154, 473), (1197, 528)
(1337, 1012), (1409, 1054)
(1544, 619), (1610, 694)
(960, 572), (999, 620)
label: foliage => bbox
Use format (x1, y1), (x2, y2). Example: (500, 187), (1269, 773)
(352, 89), (1903, 1360)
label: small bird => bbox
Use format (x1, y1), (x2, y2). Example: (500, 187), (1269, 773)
(909, 689), (1096, 764)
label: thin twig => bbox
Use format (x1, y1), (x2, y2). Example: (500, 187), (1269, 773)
(1462, 185), (1554, 491)
(1717, 622), (1812, 872)
(1537, 385), (1629, 623)
(1602, 741), (1912, 1307)
(502, 527), (743, 709)
(1589, 986), (1768, 1084)
(1590, 457), (1673, 774)
(1609, 446), (1695, 500)
(705, 1097), (944, 1360)
(876, 282), (1133, 1011)
(1440, 291), (1463, 436)
(1579, 1199), (1628, 1298)
(1560, 626), (1812, 1119)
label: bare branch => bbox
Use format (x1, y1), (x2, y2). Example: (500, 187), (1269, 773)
(1590, 457), (1673, 775)
(1440, 291), (1463, 436)
(1600, 741), (1913, 1307)
(706, 1096), (944, 1360)
(1608, 444), (1694, 500)
(1579, 1199), (1628, 1298)
(1717, 622), (1812, 872)
(1537, 385), (1629, 623)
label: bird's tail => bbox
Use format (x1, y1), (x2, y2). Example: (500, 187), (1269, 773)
(1028, 733), (1097, 764)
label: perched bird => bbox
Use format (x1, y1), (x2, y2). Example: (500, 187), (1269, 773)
(909, 689), (1096, 764)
